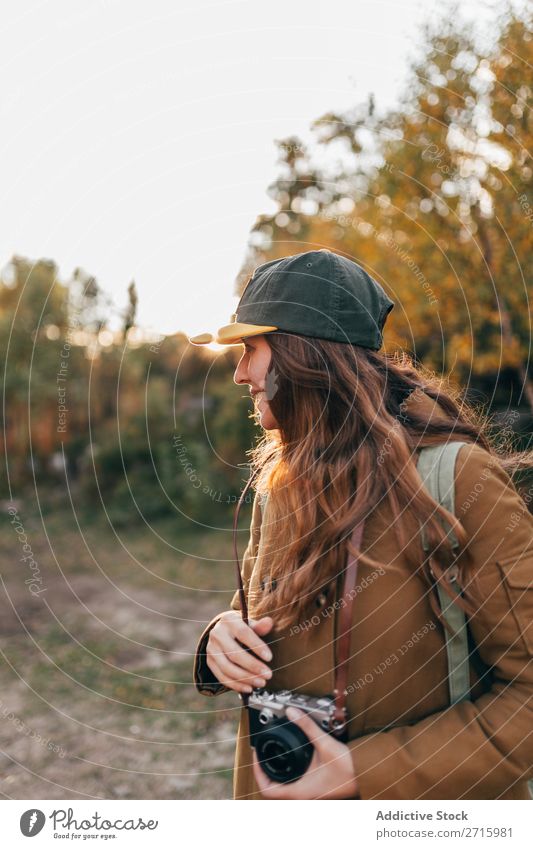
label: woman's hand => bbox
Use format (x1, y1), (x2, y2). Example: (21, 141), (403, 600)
(252, 707), (360, 799)
(206, 610), (274, 694)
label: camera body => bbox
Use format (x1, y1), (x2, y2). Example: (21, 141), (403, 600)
(247, 688), (346, 783)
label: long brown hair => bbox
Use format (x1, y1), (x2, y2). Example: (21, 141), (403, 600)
(246, 332), (533, 633)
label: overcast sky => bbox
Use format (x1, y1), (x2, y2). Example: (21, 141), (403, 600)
(0, 0), (523, 339)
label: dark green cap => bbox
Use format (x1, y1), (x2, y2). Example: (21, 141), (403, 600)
(189, 249), (395, 348)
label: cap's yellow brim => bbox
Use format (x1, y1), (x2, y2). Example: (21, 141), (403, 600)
(189, 322), (278, 346)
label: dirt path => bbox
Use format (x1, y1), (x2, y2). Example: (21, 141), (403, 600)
(0, 502), (241, 799)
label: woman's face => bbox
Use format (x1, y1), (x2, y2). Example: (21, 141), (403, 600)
(234, 334), (279, 430)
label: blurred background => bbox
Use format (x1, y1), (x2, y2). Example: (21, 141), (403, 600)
(0, 0), (532, 799)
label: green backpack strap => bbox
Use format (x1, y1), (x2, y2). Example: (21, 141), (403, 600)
(418, 443), (533, 798)
(416, 442), (471, 705)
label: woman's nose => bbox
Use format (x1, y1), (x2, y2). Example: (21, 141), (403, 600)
(234, 358), (248, 385)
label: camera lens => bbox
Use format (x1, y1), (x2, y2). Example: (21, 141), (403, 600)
(262, 739), (291, 774)
(255, 718), (313, 783)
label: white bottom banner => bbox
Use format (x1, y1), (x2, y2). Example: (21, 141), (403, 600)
(2, 799), (532, 848)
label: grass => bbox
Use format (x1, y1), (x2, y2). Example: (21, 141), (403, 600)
(0, 485), (248, 799)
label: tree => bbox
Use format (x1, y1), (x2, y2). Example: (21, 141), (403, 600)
(240, 4), (533, 411)
(122, 280), (138, 341)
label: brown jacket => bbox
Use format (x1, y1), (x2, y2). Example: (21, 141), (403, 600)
(193, 390), (533, 799)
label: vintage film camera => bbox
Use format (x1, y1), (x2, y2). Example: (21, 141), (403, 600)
(247, 688), (346, 783)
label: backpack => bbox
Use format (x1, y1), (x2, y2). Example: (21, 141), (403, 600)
(417, 441), (533, 799)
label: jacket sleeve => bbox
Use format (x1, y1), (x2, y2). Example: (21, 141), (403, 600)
(193, 492), (263, 696)
(348, 442), (533, 799)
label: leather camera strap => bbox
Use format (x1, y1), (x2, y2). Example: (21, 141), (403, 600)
(332, 519), (365, 734)
(233, 470), (366, 731)
(232, 470), (259, 627)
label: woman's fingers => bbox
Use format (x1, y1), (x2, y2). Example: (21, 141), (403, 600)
(206, 611), (274, 692)
(233, 619), (273, 662)
(208, 653), (267, 692)
(249, 616), (274, 638)
(213, 612), (273, 661)
(252, 750), (295, 799)
(215, 631), (272, 679)
(213, 643), (271, 688)
(205, 655), (253, 694)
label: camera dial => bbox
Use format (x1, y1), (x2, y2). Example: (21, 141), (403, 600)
(259, 709), (274, 725)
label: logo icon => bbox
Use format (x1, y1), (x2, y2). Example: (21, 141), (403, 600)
(20, 809), (46, 837)
(264, 365), (279, 401)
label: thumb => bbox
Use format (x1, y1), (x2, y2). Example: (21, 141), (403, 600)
(249, 616), (274, 635)
(285, 707), (329, 749)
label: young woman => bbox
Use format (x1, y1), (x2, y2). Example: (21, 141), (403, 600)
(190, 249), (533, 800)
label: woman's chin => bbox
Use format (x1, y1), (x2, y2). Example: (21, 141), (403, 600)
(259, 408), (278, 430)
